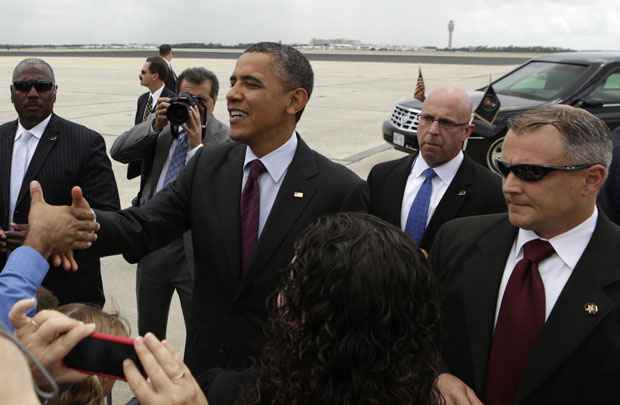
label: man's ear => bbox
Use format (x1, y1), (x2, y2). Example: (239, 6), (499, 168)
(583, 164), (607, 196)
(286, 88), (309, 117)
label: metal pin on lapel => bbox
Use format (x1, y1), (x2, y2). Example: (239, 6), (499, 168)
(457, 190), (467, 196)
(49, 136), (57, 141)
(293, 192), (304, 199)
(584, 302), (599, 316)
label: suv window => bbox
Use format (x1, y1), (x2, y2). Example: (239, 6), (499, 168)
(588, 71), (620, 104)
(492, 61), (588, 102)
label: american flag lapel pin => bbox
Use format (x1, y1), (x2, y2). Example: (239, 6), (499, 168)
(294, 192), (304, 199)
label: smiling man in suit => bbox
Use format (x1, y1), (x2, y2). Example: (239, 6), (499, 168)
(0, 58), (119, 306)
(355, 87), (505, 252)
(433, 105), (620, 405)
(69, 42), (363, 375)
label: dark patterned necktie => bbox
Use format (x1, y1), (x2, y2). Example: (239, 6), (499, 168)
(485, 239), (555, 405)
(240, 159), (266, 274)
(142, 94), (153, 122)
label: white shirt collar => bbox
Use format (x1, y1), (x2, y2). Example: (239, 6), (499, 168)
(151, 84), (165, 98)
(243, 131), (298, 184)
(412, 151), (464, 185)
(16, 114), (52, 141)
(515, 207), (598, 270)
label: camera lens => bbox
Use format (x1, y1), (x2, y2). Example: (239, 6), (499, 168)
(167, 103), (190, 125)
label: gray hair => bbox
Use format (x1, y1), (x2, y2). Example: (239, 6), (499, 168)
(12, 58), (55, 84)
(508, 105), (612, 166)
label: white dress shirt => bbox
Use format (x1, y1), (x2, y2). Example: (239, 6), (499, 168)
(155, 127), (202, 193)
(149, 84), (165, 108)
(9, 115), (52, 222)
(494, 208), (598, 326)
(242, 132), (298, 237)
(400, 151), (464, 230)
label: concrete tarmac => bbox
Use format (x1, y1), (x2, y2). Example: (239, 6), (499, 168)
(0, 55), (516, 402)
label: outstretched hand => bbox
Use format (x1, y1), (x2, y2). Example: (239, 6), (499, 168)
(26, 181), (98, 271)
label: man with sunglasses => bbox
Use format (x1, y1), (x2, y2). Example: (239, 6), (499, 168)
(351, 87), (505, 253)
(0, 58), (119, 307)
(110, 67), (229, 340)
(433, 105), (620, 405)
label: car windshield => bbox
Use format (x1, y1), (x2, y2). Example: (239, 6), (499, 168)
(492, 61), (589, 101)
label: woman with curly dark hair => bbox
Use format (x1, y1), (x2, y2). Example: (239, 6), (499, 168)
(206, 212), (443, 405)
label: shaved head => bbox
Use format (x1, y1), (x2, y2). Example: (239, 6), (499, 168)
(12, 58), (55, 84)
(425, 87), (473, 123)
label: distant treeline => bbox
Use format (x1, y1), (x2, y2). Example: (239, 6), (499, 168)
(435, 45), (575, 53)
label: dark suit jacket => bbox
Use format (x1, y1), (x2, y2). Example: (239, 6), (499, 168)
(0, 114), (120, 305)
(432, 213), (620, 405)
(164, 65), (177, 94)
(92, 136), (364, 375)
(355, 153), (505, 251)
(128, 86), (177, 181)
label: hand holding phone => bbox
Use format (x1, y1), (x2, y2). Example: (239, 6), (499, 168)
(63, 332), (145, 380)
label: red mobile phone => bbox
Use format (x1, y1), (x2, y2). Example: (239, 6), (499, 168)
(63, 332), (146, 380)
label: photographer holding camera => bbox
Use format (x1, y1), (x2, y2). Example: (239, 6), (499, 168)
(110, 67), (229, 342)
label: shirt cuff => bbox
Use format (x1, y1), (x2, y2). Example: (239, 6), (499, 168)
(186, 144), (203, 163)
(7, 246), (49, 285)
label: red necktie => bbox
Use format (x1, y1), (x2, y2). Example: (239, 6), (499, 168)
(485, 239), (555, 405)
(240, 159), (266, 274)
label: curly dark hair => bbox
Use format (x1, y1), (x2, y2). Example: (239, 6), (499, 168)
(239, 212), (442, 405)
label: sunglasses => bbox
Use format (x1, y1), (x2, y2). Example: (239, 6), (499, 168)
(495, 158), (593, 182)
(13, 80), (54, 93)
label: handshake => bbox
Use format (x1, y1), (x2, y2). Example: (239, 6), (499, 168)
(0, 181), (99, 270)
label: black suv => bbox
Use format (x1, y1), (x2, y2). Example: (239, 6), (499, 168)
(383, 52), (620, 173)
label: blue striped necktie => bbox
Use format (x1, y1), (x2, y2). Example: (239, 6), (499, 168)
(162, 131), (188, 187)
(405, 167), (436, 245)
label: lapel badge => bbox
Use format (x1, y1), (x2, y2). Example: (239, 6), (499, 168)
(293, 192), (304, 199)
(49, 136), (57, 141)
(584, 302), (599, 316)
(457, 189), (467, 196)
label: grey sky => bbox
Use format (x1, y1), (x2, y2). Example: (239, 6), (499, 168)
(0, 0), (617, 50)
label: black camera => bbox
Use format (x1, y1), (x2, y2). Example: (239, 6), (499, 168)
(166, 92), (199, 125)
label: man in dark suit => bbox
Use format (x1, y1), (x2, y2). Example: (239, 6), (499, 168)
(433, 105), (619, 405)
(356, 87), (504, 252)
(135, 56), (175, 126)
(70, 42), (363, 375)
(111, 67), (229, 339)
(127, 56), (176, 186)
(0, 58), (119, 306)
(159, 44), (177, 93)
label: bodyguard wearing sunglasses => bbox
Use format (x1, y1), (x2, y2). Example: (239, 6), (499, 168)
(0, 58), (119, 307)
(433, 105), (620, 405)
(350, 87), (505, 252)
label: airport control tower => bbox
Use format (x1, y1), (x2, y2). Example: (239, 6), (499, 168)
(448, 20), (455, 49)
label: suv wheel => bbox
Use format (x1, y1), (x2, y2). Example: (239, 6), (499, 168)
(486, 135), (505, 174)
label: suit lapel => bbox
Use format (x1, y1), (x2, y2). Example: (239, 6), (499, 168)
(517, 216), (620, 402)
(462, 217), (516, 393)
(381, 154), (413, 226)
(214, 144), (245, 280)
(422, 156), (473, 247)
(146, 129), (174, 199)
(244, 136), (318, 284)
(15, 115), (60, 210)
(0, 121), (18, 228)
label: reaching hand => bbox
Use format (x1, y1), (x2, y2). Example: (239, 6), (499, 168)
(436, 373), (484, 405)
(153, 98), (171, 131)
(124, 333), (209, 405)
(10, 298), (95, 386)
(26, 181), (99, 270)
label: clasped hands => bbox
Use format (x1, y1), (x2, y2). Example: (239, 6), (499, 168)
(0, 181), (99, 271)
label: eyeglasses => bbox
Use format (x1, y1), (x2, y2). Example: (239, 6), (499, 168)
(495, 158), (594, 182)
(418, 113), (469, 130)
(13, 80), (54, 93)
